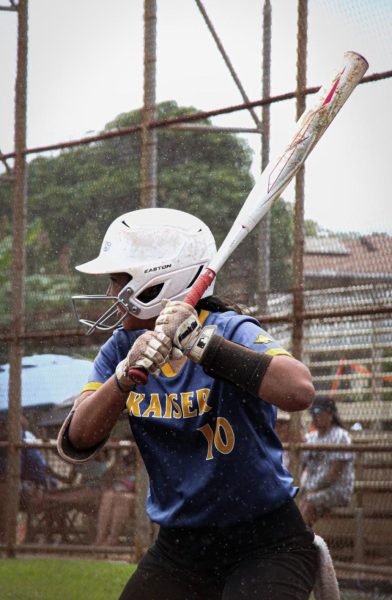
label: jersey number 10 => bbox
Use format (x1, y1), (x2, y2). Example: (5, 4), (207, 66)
(197, 417), (235, 460)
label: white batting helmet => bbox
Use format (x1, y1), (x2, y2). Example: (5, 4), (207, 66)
(72, 208), (217, 333)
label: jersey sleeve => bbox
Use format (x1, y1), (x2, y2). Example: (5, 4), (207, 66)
(81, 329), (138, 394)
(222, 314), (291, 358)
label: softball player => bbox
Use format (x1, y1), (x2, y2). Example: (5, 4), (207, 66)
(58, 208), (318, 599)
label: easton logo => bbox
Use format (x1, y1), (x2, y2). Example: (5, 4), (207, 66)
(144, 264), (172, 273)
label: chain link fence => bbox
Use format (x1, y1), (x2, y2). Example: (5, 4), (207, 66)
(1, 0), (392, 593)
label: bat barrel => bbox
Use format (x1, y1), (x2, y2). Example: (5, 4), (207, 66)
(310, 51), (369, 133)
(130, 50), (368, 387)
(205, 50), (369, 279)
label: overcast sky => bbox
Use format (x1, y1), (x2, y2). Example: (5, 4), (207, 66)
(1, 0), (391, 234)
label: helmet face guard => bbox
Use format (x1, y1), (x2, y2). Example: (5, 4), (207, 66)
(72, 209), (217, 334)
(71, 288), (134, 335)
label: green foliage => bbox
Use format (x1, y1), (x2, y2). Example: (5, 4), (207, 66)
(0, 100), (299, 321)
(304, 218), (320, 237)
(0, 101), (253, 275)
(270, 198), (293, 291)
(0, 273), (78, 329)
(0, 232), (12, 278)
(0, 558), (134, 600)
(0, 218), (49, 284)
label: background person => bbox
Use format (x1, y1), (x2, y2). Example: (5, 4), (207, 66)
(299, 396), (354, 527)
(0, 415), (64, 542)
(94, 450), (136, 546)
(58, 208), (318, 600)
(94, 484), (135, 547)
(275, 409), (292, 471)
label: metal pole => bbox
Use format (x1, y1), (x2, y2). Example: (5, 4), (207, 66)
(135, 0), (158, 560)
(256, 0), (272, 311)
(194, 0), (261, 130)
(5, 0), (28, 557)
(139, 0), (158, 208)
(1, 68), (387, 162)
(289, 0), (308, 483)
(292, 0), (308, 362)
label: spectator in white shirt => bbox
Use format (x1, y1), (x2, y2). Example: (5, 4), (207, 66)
(299, 396), (354, 527)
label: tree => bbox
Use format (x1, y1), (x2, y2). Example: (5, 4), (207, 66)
(0, 102), (253, 273)
(270, 198), (293, 292)
(0, 100), (298, 323)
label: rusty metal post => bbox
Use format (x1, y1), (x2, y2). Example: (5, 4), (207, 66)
(134, 0), (158, 560)
(292, 0), (307, 359)
(139, 0), (157, 208)
(289, 0), (308, 483)
(4, 0), (28, 557)
(194, 0), (261, 129)
(256, 0), (272, 311)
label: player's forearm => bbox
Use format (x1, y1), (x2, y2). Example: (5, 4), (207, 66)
(68, 377), (130, 449)
(193, 332), (314, 411)
(156, 302), (314, 411)
(258, 355), (315, 412)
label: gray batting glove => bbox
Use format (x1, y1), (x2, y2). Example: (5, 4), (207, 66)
(155, 299), (201, 357)
(115, 330), (172, 390)
(155, 299), (216, 363)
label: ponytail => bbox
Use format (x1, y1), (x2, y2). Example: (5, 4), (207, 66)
(196, 295), (243, 315)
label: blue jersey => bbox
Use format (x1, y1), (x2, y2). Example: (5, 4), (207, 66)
(84, 310), (296, 527)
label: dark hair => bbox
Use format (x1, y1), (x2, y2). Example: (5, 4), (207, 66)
(196, 295), (243, 314)
(309, 396), (346, 429)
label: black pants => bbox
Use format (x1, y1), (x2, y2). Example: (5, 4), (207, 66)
(119, 500), (318, 600)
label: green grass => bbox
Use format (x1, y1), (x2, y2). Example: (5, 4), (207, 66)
(0, 558), (136, 600)
(1, 558), (392, 600)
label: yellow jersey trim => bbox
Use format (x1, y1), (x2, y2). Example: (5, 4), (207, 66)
(81, 381), (103, 393)
(161, 363), (177, 377)
(254, 334), (273, 344)
(199, 309), (209, 326)
(265, 348), (292, 357)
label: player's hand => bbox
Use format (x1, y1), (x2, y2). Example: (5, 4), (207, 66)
(155, 299), (202, 357)
(115, 330), (172, 390)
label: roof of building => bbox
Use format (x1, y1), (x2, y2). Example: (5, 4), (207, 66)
(304, 234), (392, 278)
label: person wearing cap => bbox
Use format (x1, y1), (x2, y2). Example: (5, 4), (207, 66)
(299, 396), (354, 527)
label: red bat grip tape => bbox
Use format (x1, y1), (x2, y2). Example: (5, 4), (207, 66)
(128, 268), (216, 385)
(183, 268), (216, 306)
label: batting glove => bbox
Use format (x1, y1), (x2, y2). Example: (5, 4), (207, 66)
(115, 330), (172, 391)
(155, 299), (216, 363)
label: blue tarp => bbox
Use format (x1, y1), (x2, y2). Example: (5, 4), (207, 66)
(0, 354), (93, 411)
